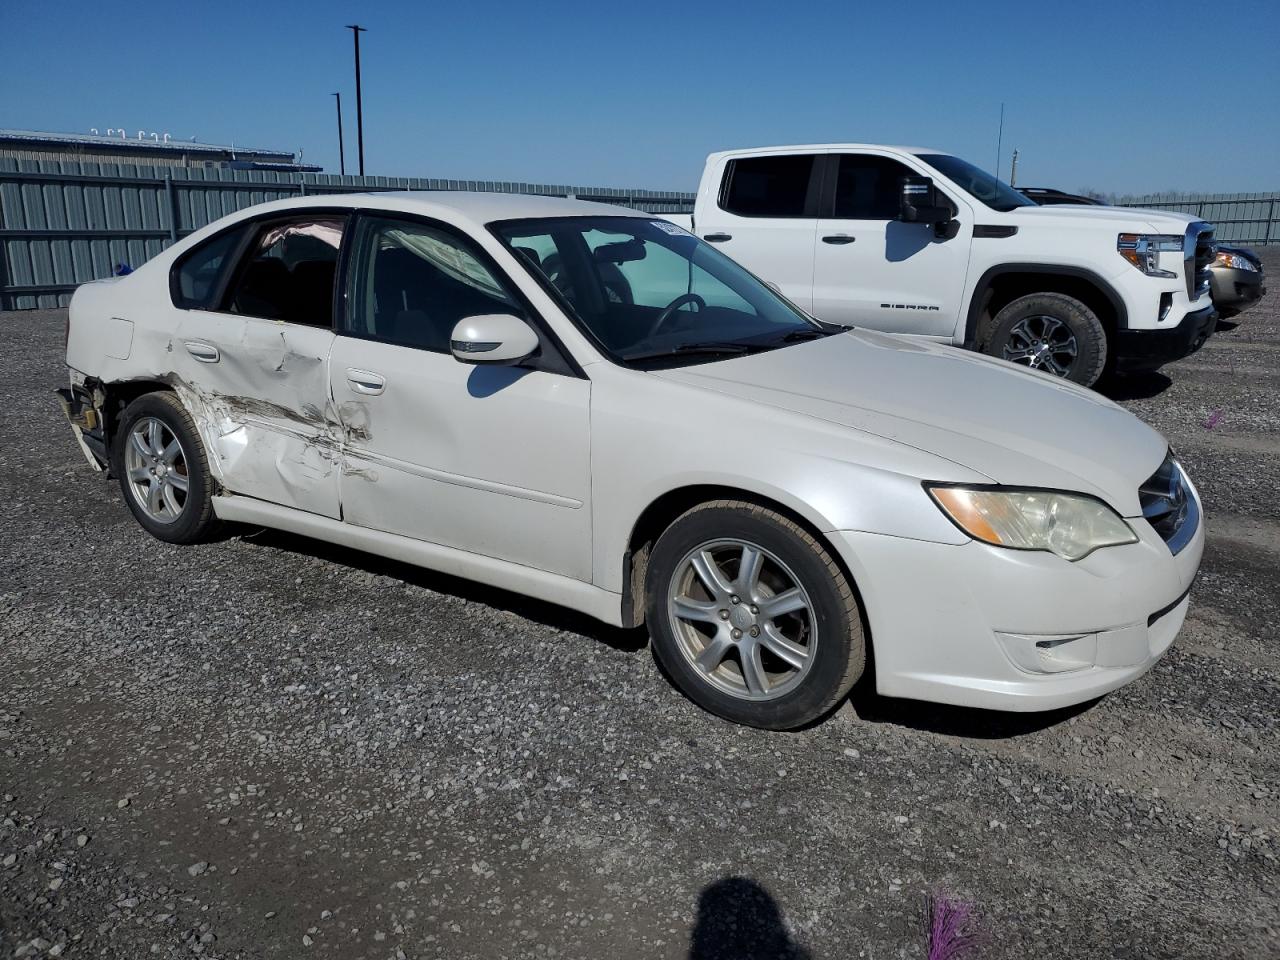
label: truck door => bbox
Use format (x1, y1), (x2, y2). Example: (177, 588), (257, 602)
(692, 153), (820, 313)
(812, 153), (972, 337)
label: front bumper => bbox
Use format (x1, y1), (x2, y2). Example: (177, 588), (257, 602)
(830, 494), (1203, 712)
(1113, 304), (1217, 373)
(1209, 266), (1265, 319)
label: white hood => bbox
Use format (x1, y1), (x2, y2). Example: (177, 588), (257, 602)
(1009, 204), (1202, 233)
(654, 330), (1169, 517)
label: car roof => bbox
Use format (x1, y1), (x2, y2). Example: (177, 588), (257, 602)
(219, 190), (652, 228)
(708, 143), (939, 160)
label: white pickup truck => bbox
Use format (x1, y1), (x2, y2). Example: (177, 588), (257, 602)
(667, 145), (1218, 386)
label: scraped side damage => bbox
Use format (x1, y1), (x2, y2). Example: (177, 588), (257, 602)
(62, 317), (370, 521)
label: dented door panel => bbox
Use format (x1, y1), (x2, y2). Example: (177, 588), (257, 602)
(329, 336), (592, 582)
(169, 311), (342, 519)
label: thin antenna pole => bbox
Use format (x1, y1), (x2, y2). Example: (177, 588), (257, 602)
(994, 102), (1005, 179)
(346, 24), (367, 175)
(332, 92), (345, 176)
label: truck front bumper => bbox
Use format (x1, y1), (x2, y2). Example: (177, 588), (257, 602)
(1113, 305), (1217, 373)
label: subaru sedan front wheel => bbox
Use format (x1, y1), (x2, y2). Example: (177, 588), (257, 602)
(645, 500), (866, 729)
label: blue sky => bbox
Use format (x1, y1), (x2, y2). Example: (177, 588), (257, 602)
(3, 0), (1277, 194)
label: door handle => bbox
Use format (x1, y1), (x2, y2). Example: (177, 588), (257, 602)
(184, 341), (220, 363)
(822, 234), (856, 244)
(702, 233), (732, 243)
(345, 368), (386, 395)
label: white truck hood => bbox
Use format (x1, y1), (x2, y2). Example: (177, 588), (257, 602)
(1008, 204), (1202, 233)
(653, 329), (1168, 517)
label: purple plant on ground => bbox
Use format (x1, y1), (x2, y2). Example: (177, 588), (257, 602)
(1205, 409), (1224, 430)
(925, 890), (984, 960)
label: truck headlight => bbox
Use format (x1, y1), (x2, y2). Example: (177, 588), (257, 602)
(1117, 233), (1181, 279)
(926, 485), (1137, 561)
(1214, 250), (1258, 272)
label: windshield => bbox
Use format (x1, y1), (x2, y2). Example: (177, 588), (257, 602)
(491, 216), (835, 366)
(915, 153), (1034, 212)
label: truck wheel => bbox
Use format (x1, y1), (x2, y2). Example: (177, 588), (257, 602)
(112, 391), (222, 545)
(645, 500), (865, 730)
(982, 293), (1107, 387)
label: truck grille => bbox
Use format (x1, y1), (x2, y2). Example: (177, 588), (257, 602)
(1139, 453), (1198, 555)
(1185, 224), (1215, 301)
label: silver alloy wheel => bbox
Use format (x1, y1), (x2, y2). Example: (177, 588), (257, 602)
(1002, 315), (1079, 377)
(124, 416), (189, 524)
(667, 538), (817, 701)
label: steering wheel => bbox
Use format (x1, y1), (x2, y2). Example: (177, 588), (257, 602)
(648, 293), (706, 337)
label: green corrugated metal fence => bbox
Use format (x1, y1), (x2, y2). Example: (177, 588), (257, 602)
(1117, 192), (1278, 247)
(0, 159), (695, 309)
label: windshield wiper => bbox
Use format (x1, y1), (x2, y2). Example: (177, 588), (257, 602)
(624, 341), (759, 362)
(775, 324), (852, 343)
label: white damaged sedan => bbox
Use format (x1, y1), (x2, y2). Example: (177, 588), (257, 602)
(59, 192), (1203, 729)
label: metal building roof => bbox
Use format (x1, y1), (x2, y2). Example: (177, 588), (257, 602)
(0, 128), (295, 160)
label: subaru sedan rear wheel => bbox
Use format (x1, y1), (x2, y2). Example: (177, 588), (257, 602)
(646, 500), (865, 729)
(113, 391), (221, 544)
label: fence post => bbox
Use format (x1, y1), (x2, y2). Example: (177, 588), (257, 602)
(1269, 198), (1276, 245)
(164, 172), (178, 244)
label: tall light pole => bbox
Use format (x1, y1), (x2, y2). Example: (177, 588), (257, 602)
(332, 92), (345, 176)
(994, 102), (1005, 182)
(346, 24), (367, 175)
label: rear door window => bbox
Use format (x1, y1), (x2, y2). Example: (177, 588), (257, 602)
(720, 155), (818, 217)
(226, 218), (346, 327)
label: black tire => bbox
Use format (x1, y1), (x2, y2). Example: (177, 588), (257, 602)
(981, 292), (1107, 387)
(644, 500), (865, 730)
(112, 391), (222, 544)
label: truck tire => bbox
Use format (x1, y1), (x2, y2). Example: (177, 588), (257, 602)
(982, 292), (1107, 387)
(112, 391), (222, 545)
(645, 500), (865, 730)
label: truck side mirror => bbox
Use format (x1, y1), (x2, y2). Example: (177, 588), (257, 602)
(899, 176), (952, 227)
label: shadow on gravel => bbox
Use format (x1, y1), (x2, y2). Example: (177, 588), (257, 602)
(239, 528), (650, 653)
(689, 877), (811, 960)
(848, 685), (1099, 740)
(1097, 371), (1174, 401)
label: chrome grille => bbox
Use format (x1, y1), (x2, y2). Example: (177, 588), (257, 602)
(1184, 224), (1215, 301)
(1139, 454), (1198, 555)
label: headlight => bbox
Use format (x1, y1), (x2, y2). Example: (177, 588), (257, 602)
(1214, 250), (1258, 272)
(926, 485), (1137, 561)
(1117, 233), (1181, 278)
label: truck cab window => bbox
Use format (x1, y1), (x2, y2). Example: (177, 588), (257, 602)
(720, 155), (817, 217)
(832, 155), (920, 220)
(226, 218), (345, 326)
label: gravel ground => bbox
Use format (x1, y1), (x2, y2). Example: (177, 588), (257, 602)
(2, 254), (1277, 960)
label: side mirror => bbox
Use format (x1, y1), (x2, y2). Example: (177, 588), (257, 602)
(899, 176), (952, 226)
(449, 314), (540, 366)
